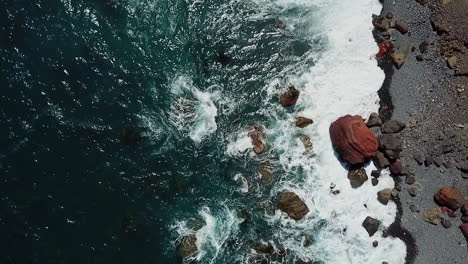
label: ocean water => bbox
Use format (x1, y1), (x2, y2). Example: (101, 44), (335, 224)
(0, 0), (406, 263)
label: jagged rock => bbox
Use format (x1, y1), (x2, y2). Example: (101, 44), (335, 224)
(447, 56), (458, 69)
(277, 192), (309, 220)
(249, 126), (266, 154)
(434, 187), (465, 211)
(419, 41), (429, 53)
(408, 187), (418, 197)
(362, 217), (381, 237)
(176, 235), (198, 261)
(391, 50), (407, 69)
(257, 165), (273, 182)
(373, 150), (390, 169)
(347, 167), (368, 188)
(253, 243), (274, 254)
(372, 178), (379, 186)
(372, 15), (391, 31)
(366, 112), (382, 127)
(280, 86), (299, 107)
(394, 20), (409, 34)
(329, 115), (378, 164)
(389, 160), (403, 175)
(422, 207), (443, 225)
(296, 117), (313, 128)
(405, 174), (416, 185)
(378, 135), (402, 160)
(377, 188), (392, 205)
(382, 120), (406, 133)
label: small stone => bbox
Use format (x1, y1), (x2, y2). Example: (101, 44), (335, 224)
(367, 112), (383, 127)
(382, 119), (406, 133)
(413, 152), (425, 165)
(371, 170), (381, 177)
(461, 202), (468, 216)
(373, 151), (390, 169)
(373, 240), (379, 247)
(389, 160), (403, 176)
(377, 188), (392, 205)
(419, 41), (429, 53)
(394, 20), (409, 34)
(462, 216), (468, 223)
(408, 187), (418, 197)
(422, 207), (443, 225)
(433, 156), (442, 167)
(296, 117), (314, 128)
(372, 178), (379, 186)
(391, 50), (407, 69)
(441, 218), (452, 229)
(409, 204), (420, 213)
(425, 155), (433, 166)
(416, 55), (424, 61)
(362, 216), (381, 237)
(405, 174), (416, 185)
(447, 56), (458, 69)
(391, 188), (400, 197)
(347, 167), (368, 188)
(385, 12), (394, 19)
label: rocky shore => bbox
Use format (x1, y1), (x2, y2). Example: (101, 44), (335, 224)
(375, 0), (468, 263)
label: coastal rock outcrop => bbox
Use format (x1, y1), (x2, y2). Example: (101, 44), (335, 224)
(329, 115), (378, 164)
(277, 192), (309, 221)
(280, 86), (299, 107)
(176, 235), (198, 261)
(434, 187), (465, 211)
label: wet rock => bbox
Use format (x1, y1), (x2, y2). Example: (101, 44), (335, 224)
(372, 178), (379, 186)
(394, 20), (409, 34)
(300, 135), (313, 151)
(176, 235), (198, 261)
(372, 15), (391, 31)
(441, 218), (452, 229)
(296, 117), (313, 128)
(389, 160), (403, 176)
(303, 236), (313, 247)
(408, 187), (418, 197)
(391, 188), (400, 198)
(121, 127), (143, 144)
(274, 21), (286, 30)
(366, 112), (382, 127)
(391, 50), (407, 69)
(378, 134), (402, 160)
(280, 86), (300, 107)
(413, 152), (424, 165)
(277, 192), (309, 220)
(460, 223), (468, 242)
(409, 204), (420, 213)
(216, 51), (231, 66)
(329, 115), (378, 164)
(377, 188), (392, 205)
(372, 151), (390, 169)
(371, 170), (381, 177)
(382, 120), (406, 134)
(434, 187), (465, 211)
(295, 259), (312, 264)
(362, 216), (381, 237)
(405, 174), (416, 185)
(253, 243), (274, 254)
(422, 207), (443, 225)
(249, 126), (266, 154)
(257, 165), (273, 182)
(373, 240), (379, 247)
(447, 56), (458, 69)
(425, 155), (433, 167)
(347, 167), (368, 188)
(419, 41), (429, 53)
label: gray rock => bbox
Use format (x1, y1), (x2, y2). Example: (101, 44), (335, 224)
(347, 167), (368, 188)
(367, 112), (382, 127)
(378, 135), (403, 160)
(413, 152), (425, 165)
(371, 170), (381, 177)
(441, 218), (452, 229)
(382, 120), (406, 133)
(459, 161), (468, 173)
(373, 150), (390, 169)
(362, 217), (381, 237)
(433, 156), (442, 167)
(409, 204), (420, 212)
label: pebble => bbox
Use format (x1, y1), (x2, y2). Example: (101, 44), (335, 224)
(409, 204), (420, 213)
(408, 187), (418, 197)
(373, 241), (379, 247)
(441, 218), (452, 229)
(372, 178), (379, 186)
(405, 175), (416, 185)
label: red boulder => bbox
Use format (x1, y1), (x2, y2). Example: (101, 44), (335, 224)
(434, 187), (465, 211)
(329, 115), (378, 164)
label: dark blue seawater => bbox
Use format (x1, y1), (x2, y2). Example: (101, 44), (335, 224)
(0, 0), (318, 263)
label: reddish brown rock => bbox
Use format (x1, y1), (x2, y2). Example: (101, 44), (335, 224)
(389, 160), (403, 176)
(280, 86), (299, 107)
(329, 115), (378, 164)
(277, 192), (309, 221)
(434, 187), (465, 211)
(461, 202), (468, 216)
(460, 223), (468, 242)
(296, 117), (313, 128)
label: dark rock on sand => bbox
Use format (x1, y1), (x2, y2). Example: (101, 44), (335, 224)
(441, 217), (452, 229)
(419, 41), (429, 53)
(347, 167), (368, 188)
(329, 115), (378, 164)
(296, 117), (313, 128)
(366, 112), (382, 127)
(413, 152), (424, 165)
(249, 126), (266, 154)
(373, 15), (391, 31)
(280, 86), (300, 107)
(377, 188), (393, 205)
(405, 174), (416, 185)
(362, 216), (381, 237)
(176, 235), (198, 261)
(447, 56), (457, 69)
(425, 155), (434, 167)
(378, 134), (402, 160)
(389, 160), (403, 175)
(373, 150), (390, 169)
(409, 204), (420, 213)
(382, 119), (406, 133)
(277, 192), (309, 220)
(434, 187), (465, 211)
(394, 20), (409, 34)
(371, 170), (381, 177)
(408, 187), (418, 197)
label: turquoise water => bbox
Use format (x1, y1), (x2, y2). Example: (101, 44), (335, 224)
(0, 0), (321, 263)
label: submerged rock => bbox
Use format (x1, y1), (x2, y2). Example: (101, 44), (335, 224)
(277, 192), (309, 221)
(434, 187), (465, 211)
(249, 126), (266, 154)
(296, 117), (313, 128)
(362, 216), (381, 237)
(300, 135), (313, 151)
(257, 164), (273, 182)
(347, 167), (368, 188)
(329, 115), (378, 164)
(176, 235), (198, 261)
(377, 188), (392, 205)
(280, 86), (300, 107)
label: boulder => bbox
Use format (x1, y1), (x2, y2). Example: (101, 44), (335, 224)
(377, 188), (392, 205)
(378, 134), (402, 160)
(296, 117), (313, 128)
(329, 115), (378, 164)
(460, 223), (468, 242)
(372, 151), (390, 169)
(347, 167), (368, 188)
(280, 86), (300, 107)
(389, 160), (403, 176)
(176, 235), (198, 261)
(422, 207), (443, 225)
(382, 119), (406, 133)
(394, 20), (409, 34)
(362, 217), (381, 237)
(249, 126), (266, 154)
(366, 112), (382, 127)
(434, 188), (465, 211)
(391, 50), (407, 69)
(277, 192), (309, 220)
